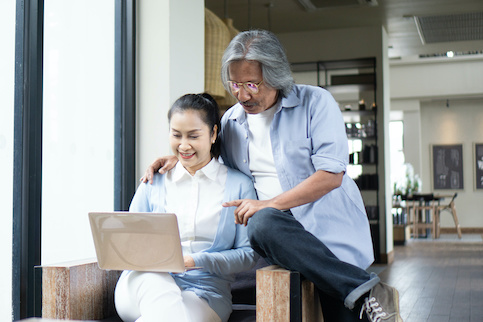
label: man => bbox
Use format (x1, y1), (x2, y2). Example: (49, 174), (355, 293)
(145, 30), (402, 322)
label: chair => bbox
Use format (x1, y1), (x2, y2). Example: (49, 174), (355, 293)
(434, 193), (462, 239)
(410, 194), (437, 239)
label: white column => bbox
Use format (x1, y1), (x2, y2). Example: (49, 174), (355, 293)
(136, 0), (204, 180)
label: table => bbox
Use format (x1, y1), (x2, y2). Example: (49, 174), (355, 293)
(402, 193), (452, 238)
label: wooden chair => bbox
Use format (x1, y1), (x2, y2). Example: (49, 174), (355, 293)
(410, 195), (437, 239)
(434, 193), (462, 239)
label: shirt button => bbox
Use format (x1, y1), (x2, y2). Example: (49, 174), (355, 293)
(243, 159), (247, 163)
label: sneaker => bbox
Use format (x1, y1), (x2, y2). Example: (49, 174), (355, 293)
(359, 282), (403, 321)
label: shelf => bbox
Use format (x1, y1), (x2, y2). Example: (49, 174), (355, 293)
(331, 73), (375, 87)
(348, 162), (377, 166)
(323, 84), (374, 94)
(342, 109), (377, 123)
(317, 58), (376, 70)
(341, 109), (376, 116)
(291, 57), (376, 72)
(347, 135), (377, 140)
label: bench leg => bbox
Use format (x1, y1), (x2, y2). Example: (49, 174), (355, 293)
(256, 265), (323, 322)
(40, 259), (121, 320)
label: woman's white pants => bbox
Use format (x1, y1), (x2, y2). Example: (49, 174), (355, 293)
(114, 271), (222, 322)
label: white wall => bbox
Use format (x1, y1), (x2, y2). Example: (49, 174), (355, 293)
(391, 56), (483, 100)
(420, 99), (483, 227)
(391, 55), (483, 229)
(136, 0), (204, 180)
(0, 0), (15, 319)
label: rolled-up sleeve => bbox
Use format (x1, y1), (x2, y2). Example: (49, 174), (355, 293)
(308, 89), (348, 174)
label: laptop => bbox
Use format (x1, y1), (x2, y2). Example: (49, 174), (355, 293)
(89, 211), (199, 273)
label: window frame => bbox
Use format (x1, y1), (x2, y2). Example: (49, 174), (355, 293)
(12, 0), (136, 318)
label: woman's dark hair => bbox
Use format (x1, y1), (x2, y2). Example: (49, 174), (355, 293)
(168, 93), (222, 158)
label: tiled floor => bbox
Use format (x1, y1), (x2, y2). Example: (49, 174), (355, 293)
(376, 235), (483, 322)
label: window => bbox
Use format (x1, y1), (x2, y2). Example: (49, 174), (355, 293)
(12, 1), (135, 318)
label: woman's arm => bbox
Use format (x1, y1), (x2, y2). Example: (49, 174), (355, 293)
(190, 174), (258, 275)
(224, 169), (343, 226)
(191, 244), (257, 275)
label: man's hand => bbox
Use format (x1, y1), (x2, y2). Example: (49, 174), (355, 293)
(141, 156), (178, 184)
(183, 255), (195, 268)
(222, 171), (344, 226)
(223, 199), (273, 226)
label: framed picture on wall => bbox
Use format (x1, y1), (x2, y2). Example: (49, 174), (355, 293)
(431, 144), (464, 190)
(474, 143), (483, 190)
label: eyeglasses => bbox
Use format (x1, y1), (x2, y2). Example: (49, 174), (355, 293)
(227, 80), (264, 94)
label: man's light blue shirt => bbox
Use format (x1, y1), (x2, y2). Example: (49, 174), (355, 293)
(220, 84), (374, 269)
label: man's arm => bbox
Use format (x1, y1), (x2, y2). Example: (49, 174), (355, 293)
(141, 155), (178, 184)
(224, 169), (343, 225)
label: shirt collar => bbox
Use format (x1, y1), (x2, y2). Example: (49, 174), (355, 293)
(280, 85), (299, 109)
(172, 158), (220, 182)
(228, 102), (247, 125)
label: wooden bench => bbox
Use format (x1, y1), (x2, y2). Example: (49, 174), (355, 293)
(39, 260), (323, 321)
(39, 259), (121, 320)
(256, 265), (323, 321)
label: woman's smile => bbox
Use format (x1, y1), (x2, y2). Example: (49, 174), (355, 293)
(179, 152), (195, 159)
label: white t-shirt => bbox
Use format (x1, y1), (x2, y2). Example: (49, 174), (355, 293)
(164, 158), (227, 255)
(246, 102), (284, 200)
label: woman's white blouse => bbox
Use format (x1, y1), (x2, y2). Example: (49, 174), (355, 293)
(164, 159), (227, 255)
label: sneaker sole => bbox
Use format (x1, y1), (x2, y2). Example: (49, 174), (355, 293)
(392, 288), (403, 322)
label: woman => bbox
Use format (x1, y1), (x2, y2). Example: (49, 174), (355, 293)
(114, 93), (258, 322)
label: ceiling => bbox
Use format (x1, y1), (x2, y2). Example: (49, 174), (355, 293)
(205, 0), (483, 59)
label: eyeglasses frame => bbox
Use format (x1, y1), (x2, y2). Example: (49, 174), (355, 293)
(227, 80), (264, 94)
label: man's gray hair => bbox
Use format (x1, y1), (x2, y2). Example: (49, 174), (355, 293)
(221, 30), (294, 98)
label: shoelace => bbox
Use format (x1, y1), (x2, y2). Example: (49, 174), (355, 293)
(360, 297), (388, 322)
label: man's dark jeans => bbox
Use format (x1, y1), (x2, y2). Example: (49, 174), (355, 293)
(247, 208), (379, 321)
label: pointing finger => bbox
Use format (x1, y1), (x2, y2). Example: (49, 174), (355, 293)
(223, 200), (242, 208)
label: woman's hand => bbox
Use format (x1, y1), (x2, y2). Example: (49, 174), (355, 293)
(183, 255), (195, 268)
(141, 156), (178, 184)
(223, 199), (274, 226)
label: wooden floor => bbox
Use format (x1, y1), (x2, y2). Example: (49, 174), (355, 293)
(376, 236), (483, 322)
